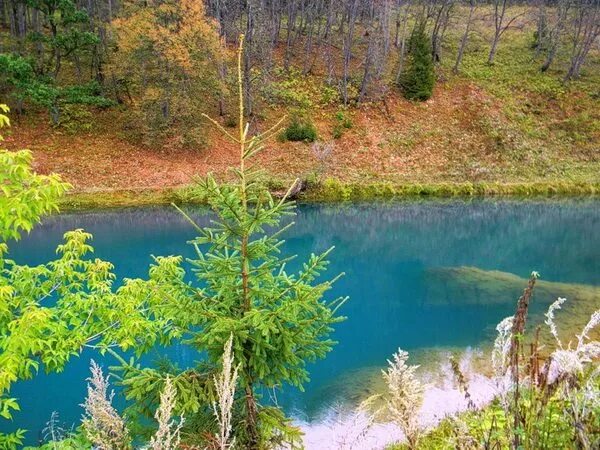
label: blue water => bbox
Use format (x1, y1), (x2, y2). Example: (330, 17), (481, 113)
(3, 199), (600, 445)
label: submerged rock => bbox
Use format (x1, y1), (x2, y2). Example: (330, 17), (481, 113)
(424, 266), (600, 345)
(425, 266), (599, 306)
(314, 268), (599, 414)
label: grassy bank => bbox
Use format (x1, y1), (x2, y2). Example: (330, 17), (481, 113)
(58, 179), (600, 211)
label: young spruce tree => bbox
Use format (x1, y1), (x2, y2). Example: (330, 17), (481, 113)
(398, 22), (435, 101)
(134, 35), (347, 448)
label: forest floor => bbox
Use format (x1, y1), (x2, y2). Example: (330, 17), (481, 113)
(4, 27), (600, 206)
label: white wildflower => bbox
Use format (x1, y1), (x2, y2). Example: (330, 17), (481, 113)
(81, 360), (130, 450)
(560, 367), (600, 447)
(546, 305), (600, 384)
(213, 334), (239, 450)
(491, 316), (513, 378)
(382, 348), (426, 449)
(490, 316), (515, 408)
(544, 297), (567, 346)
(578, 310), (600, 348)
(149, 377), (184, 450)
(581, 367), (600, 411)
(548, 349), (586, 384)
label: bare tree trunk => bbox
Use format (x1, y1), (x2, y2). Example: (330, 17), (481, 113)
(324, 0), (336, 83)
(533, 0), (547, 56)
(0, 0), (6, 32)
(302, 0), (319, 74)
(359, 0), (377, 102)
(540, 0), (569, 72)
(438, 0), (454, 62)
(564, 0), (600, 81)
(488, 0), (507, 64)
(453, 0), (476, 73)
(487, 0), (525, 64)
(431, 0), (454, 63)
(342, 0), (359, 105)
(395, 3), (411, 84)
(31, 7), (44, 72)
(284, 0), (297, 70)
(218, 38), (227, 116)
(244, 385), (260, 450)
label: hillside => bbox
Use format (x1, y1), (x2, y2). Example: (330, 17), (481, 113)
(1, 3), (599, 200)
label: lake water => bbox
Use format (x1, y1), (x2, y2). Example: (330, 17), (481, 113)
(4, 199), (600, 446)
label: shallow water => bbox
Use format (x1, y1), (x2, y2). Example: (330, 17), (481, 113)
(4, 199), (600, 446)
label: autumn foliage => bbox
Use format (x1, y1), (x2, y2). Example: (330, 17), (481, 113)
(111, 0), (226, 145)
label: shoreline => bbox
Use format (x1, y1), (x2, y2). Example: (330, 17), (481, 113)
(296, 348), (498, 450)
(58, 180), (600, 211)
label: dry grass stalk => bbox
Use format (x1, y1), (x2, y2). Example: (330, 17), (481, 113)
(212, 334), (239, 450)
(449, 356), (475, 410)
(149, 376), (185, 450)
(81, 360), (131, 450)
(563, 366), (600, 449)
(382, 348), (425, 450)
(526, 326), (542, 385)
(507, 271), (538, 448)
(509, 271), (538, 383)
(42, 411), (66, 448)
(330, 399), (377, 450)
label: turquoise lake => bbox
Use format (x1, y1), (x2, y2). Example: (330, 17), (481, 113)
(4, 199), (600, 446)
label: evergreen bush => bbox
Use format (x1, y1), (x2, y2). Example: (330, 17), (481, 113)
(282, 116), (318, 142)
(332, 110), (352, 139)
(115, 35), (345, 449)
(399, 22), (435, 101)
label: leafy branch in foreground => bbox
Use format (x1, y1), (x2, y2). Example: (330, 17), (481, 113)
(0, 105), (182, 449)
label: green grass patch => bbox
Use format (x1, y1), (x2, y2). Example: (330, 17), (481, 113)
(302, 178), (600, 202)
(57, 180), (600, 212)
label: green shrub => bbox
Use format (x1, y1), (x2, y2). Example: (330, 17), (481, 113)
(303, 170), (321, 188)
(25, 432), (91, 450)
(332, 110), (352, 139)
(320, 84), (341, 105)
(281, 117), (317, 142)
(57, 104), (93, 133)
(332, 125), (344, 139)
(224, 115), (236, 128)
(398, 22), (435, 101)
(335, 110), (353, 128)
(266, 68), (314, 109)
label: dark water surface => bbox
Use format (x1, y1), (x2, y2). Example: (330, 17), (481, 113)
(4, 199), (600, 445)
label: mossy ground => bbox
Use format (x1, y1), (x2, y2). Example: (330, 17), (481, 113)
(57, 179), (600, 211)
